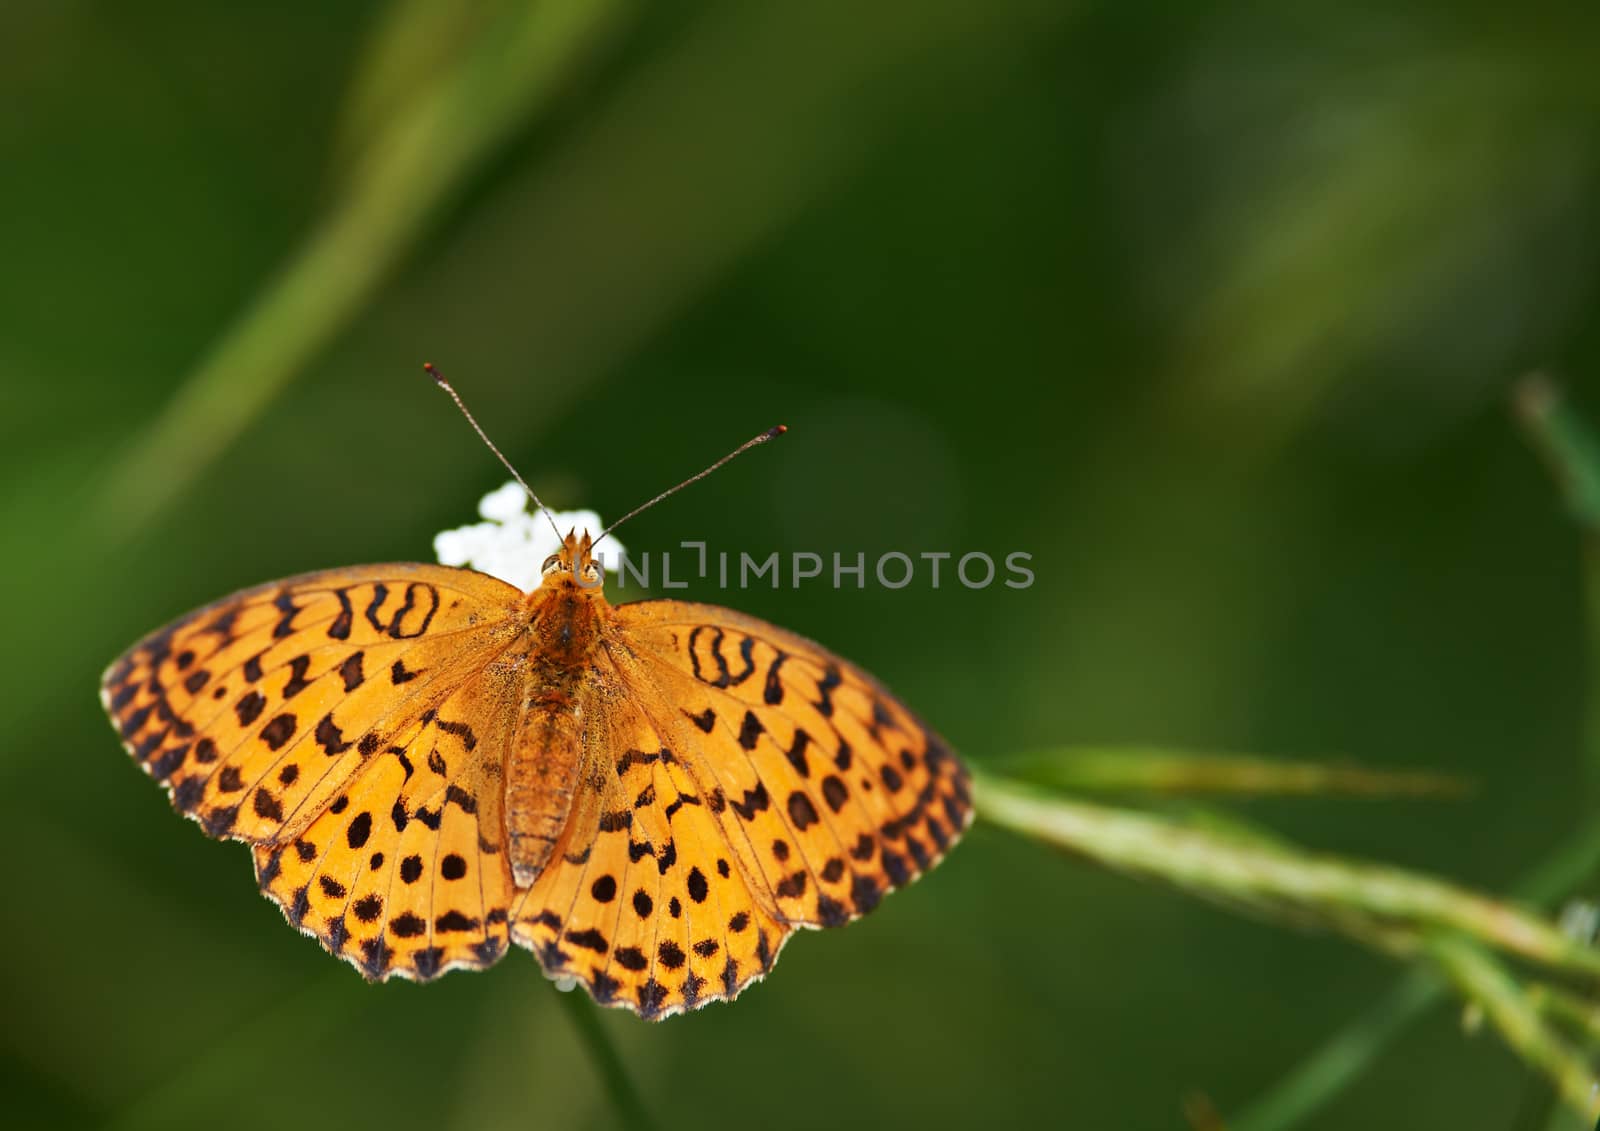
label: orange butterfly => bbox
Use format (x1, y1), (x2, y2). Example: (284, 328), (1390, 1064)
(100, 369), (972, 1019)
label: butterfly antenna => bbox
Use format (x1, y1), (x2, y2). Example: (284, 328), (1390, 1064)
(594, 425), (787, 547)
(423, 363), (564, 540)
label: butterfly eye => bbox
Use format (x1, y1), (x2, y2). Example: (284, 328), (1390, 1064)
(582, 563), (602, 585)
(541, 553), (563, 575)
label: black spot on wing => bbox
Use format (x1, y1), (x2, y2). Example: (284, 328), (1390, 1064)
(730, 784), (770, 822)
(851, 873), (881, 914)
(271, 591), (299, 639)
(338, 652), (365, 691)
(684, 707), (716, 734)
(763, 651), (788, 704)
(235, 690), (266, 727)
(813, 664), (842, 718)
(784, 729), (812, 777)
(364, 584), (389, 634)
(591, 971), (620, 1003)
(436, 718), (477, 750)
(436, 911), (480, 933)
(315, 714), (352, 755)
(253, 788), (284, 823)
(787, 791), (819, 830)
(260, 713), (296, 751)
(328, 589), (354, 640)
(346, 811), (372, 849)
(616, 748), (661, 774)
(280, 655), (312, 699)
(203, 805), (238, 836)
(637, 979), (668, 1018)
(390, 912), (426, 938)
(816, 894), (849, 927)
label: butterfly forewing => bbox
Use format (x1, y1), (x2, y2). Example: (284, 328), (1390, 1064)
(101, 565), (527, 968)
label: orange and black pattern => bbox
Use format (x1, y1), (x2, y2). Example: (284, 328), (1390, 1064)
(102, 537), (971, 1018)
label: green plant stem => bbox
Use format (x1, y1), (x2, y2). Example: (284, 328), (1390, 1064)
(1529, 981), (1600, 1045)
(1426, 935), (1599, 1120)
(555, 986), (657, 1131)
(973, 772), (1600, 978)
(997, 747), (1464, 797)
(1228, 814), (1600, 1131)
(975, 771), (1600, 1125)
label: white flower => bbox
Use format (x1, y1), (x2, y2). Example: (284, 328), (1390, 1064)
(433, 480), (626, 592)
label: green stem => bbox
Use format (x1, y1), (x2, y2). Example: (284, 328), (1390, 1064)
(555, 986), (657, 1131)
(996, 747), (1464, 798)
(1228, 812), (1600, 1131)
(1528, 981), (1600, 1045)
(1120, 376), (1600, 1131)
(973, 772), (1600, 978)
(1425, 935), (1599, 1120)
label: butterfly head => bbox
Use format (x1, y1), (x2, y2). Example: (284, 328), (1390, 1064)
(540, 528), (604, 592)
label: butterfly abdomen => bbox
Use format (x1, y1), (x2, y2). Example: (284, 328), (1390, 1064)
(505, 698), (581, 888)
(504, 584), (610, 888)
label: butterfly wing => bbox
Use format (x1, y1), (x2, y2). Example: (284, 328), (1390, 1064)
(101, 563), (529, 980)
(615, 601), (973, 926)
(510, 686), (792, 1019)
(511, 598), (972, 1018)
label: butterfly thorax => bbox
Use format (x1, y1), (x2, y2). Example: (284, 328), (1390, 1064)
(505, 529), (616, 887)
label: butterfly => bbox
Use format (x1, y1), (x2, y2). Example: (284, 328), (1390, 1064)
(99, 370), (972, 1020)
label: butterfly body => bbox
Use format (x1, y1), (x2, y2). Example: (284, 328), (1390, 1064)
(102, 529), (972, 1018)
(506, 540), (611, 885)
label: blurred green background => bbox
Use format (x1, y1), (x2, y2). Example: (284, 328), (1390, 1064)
(5, 1), (1600, 1128)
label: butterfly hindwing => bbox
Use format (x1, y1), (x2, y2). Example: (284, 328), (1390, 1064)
(253, 652), (525, 981)
(511, 687), (791, 1019)
(604, 601), (972, 977)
